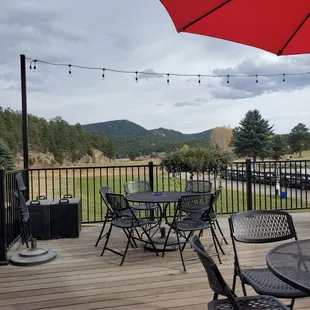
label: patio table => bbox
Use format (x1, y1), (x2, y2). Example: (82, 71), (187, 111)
(267, 239), (310, 295)
(126, 191), (199, 251)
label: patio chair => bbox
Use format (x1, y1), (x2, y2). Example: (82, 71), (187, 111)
(185, 180), (212, 193)
(16, 191), (32, 248)
(124, 180), (160, 211)
(162, 193), (223, 271)
(185, 184), (228, 246)
(229, 210), (306, 309)
(189, 235), (289, 310)
(101, 193), (158, 265)
(95, 186), (139, 247)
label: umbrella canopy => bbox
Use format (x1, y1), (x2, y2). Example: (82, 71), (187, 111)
(160, 0), (310, 56)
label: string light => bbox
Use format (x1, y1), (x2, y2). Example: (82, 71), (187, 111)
(26, 57), (310, 85)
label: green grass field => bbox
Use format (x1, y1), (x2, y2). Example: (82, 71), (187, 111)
(28, 169), (308, 223)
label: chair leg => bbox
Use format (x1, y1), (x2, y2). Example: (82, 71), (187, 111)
(215, 219), (228, 245)
(210, 226), (222, 264)
(290, 298), (295, 309)
(120, 228), (133, 266)
(100, 224), (112, 256)
(123, 228), (137, 248)
(95, 218), (108, 247)
(213, 293), (218, 300)
(181, 231), (194, 252)
(232, 270), (237, 293)
(211, 224), (225, 255)
(140, 226), (159, 256)
(175, 230), (186, 272)
(162, 226), (173, 257)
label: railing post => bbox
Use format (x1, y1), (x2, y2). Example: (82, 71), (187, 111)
(246, 159), (253, 211)
(0, 168), (8, 265)
(148, 161), (154, 191)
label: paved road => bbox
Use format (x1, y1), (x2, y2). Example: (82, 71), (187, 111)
(221, 178), (310, 202)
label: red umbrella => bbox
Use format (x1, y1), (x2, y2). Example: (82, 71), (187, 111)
(160, 0), (310, 56)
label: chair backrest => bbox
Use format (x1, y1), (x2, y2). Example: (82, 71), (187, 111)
(124, 181), (152, 195)
(229, 210), (297, 244)
(189, 236), (240, 309)
(17, 191), (29, 223)
(106, 193), (132, 215)
(16, 172), (26, 191)
(185, 180), (212, 193)
(213, 187), (222, 204)
(99, 186), (112, 206)
(177, 193), (213, 217)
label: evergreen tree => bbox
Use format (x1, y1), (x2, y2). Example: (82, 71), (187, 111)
(104, 140), (116, 162)
(230, 109), (274, 161)
(288, 123), (309, 157)
(0, 139), (14, 170)
(270, 135), (287, 161)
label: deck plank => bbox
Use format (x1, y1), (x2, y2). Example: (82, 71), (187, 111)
(0, 212), (310, 309)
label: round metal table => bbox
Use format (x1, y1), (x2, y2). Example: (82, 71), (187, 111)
(126, 191), (198, 251)
(267, 239), (310, 295)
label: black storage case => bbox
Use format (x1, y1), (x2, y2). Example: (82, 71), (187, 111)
(26, 198), (54, 240)
(50, 198), (81, 238)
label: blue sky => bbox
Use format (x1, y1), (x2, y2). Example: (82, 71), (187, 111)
(1, 0), (310, 134)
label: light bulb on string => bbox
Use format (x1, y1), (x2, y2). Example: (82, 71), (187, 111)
(33, 60), (37, 71)
(167, 73), (170, 85)
(68, 64), (72, 76)
(256, 75), (258, 83)
(282, 74), (286, 82)
(102, 69), (105, 80)
(226, 75), (230, 84)
(135, 71), (139, 83)
(198, 74), (201, 85)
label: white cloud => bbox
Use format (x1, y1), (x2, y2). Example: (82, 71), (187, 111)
(0, 0), (309, 135)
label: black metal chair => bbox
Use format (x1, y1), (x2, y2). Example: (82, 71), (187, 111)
(101, 193), (158, 265)
(94, 186), (114, 247)
(162, 193), (223, 271)
(189, 235), (289, 310)
(16, 191), (32, 248)
(15, 172), (31, 248)
(229, 210), (306, 309)
(95, 186), (139, 247)
(185, 180), (212, 193)
(124, 180), (159, 211)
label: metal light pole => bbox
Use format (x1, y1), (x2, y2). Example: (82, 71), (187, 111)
(20, 54), (29, 199)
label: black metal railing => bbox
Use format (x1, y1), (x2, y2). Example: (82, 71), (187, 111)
(1, 159), (310, 261)
(26, 159), (310, 224)
(0, 169), (24, 264)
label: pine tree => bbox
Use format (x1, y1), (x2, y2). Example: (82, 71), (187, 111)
(104, 140), (116, 162)
(230, 109), (274, 161)
(270, 135), (287, 161)
(0, 139), (14, 170)
(288, 123), (309, 157)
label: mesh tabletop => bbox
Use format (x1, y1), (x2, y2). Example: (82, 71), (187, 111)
(126, 191), (198, 203)
(267, 239), (310, 295)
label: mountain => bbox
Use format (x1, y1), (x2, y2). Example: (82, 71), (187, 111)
(83, 119), (213, 140)
(82, 120), (214, 158)
(83, 120), (148, 137)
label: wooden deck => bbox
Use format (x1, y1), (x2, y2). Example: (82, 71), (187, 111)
(1, 213), (310, 310)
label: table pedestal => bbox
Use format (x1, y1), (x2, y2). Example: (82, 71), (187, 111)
(145, 227), (177, 252)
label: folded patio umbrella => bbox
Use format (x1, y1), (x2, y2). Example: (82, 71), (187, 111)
(160, 0), (310, 56)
